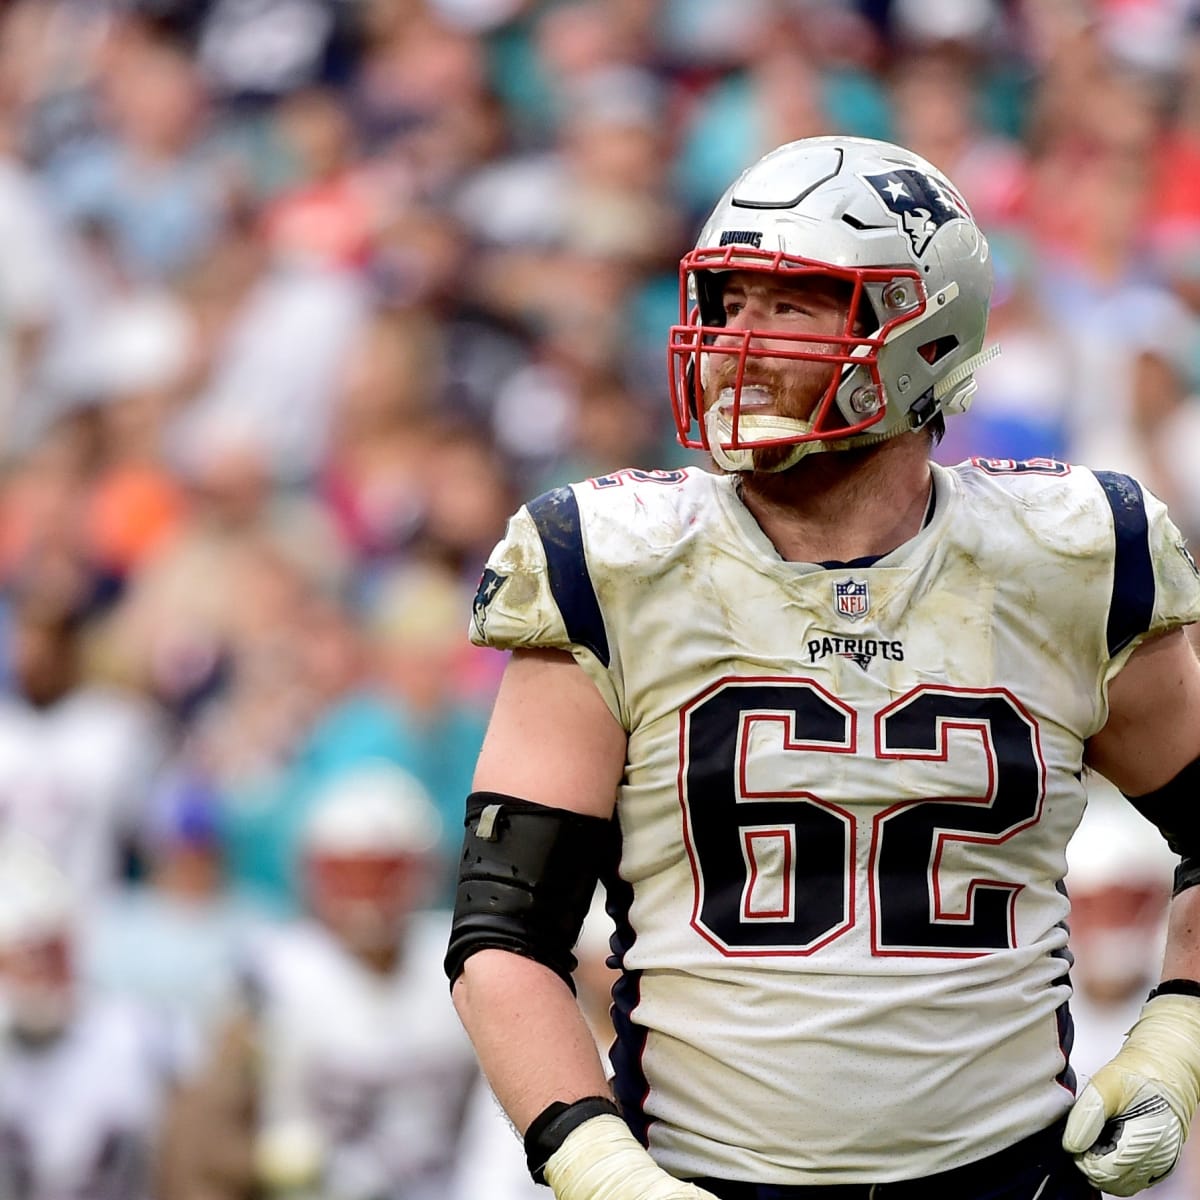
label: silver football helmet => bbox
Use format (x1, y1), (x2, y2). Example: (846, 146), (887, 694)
(668, 136), (996, 471)
(0, 833), (76, 1038)
(301, 762), (442, 953)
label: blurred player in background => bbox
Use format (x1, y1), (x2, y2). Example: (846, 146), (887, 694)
(0, 831), (174, 1200)
(161, 761), (478, 1200)
(449, 887), (620, 1200)
(1067, 779), (1200, 1199)
(446, 136), (1200, 1200)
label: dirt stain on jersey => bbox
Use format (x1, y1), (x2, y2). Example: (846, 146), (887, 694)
(493, 538), (543, 612)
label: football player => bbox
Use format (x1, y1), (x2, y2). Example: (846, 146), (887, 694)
(445, 136), (1200, 1200)
(0, 832), (171, 1200)
(1067, 782), (1198, 1199)
(163, 762), (479, 1200)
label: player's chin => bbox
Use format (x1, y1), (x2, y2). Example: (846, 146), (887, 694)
(750, 442), (802, 474)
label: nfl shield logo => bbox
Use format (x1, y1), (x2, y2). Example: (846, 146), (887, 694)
(834, 579), (870, 621)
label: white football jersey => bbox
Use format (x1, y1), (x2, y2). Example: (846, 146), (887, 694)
(0, 686), (170, 900)
(469, 459), (1200, 1186)
(0, 996), (169, 1200)
(247, 910), (479, 1200)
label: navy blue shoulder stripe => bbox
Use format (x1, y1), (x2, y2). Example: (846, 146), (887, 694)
(1095, 470), (1155, 657)
(526, 486), (610, 668)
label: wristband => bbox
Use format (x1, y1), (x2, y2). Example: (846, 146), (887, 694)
(524, 1096), (623, 1184)
(1148, 979), (1200, 1002)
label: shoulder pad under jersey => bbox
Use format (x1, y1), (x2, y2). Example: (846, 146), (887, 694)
(956, 456), (1200, 656)
(469, 467), (708, 661)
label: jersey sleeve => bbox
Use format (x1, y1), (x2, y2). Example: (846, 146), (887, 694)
(1096, 470), (1200, 681)
(468, 486), (623, 722)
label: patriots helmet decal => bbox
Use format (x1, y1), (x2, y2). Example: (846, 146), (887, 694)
(472, 567), (508, 638)
(863, 169), (972, 257)
(669, 136), (995, 469)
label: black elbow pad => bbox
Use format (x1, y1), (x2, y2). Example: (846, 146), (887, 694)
(1122, 753), (1200, 895)
(443, 791), (618, 990)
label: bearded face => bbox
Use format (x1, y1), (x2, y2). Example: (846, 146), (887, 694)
(701, 356), (843, 472)
(699, 271), (860, 473)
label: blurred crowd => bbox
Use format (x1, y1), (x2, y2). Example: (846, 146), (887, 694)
(0, 0), (1198, 1197)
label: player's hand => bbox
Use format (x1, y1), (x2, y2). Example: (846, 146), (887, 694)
(254, 1118), (326, 1193)
(544, 1114), (719, 1200)
(1062, 993), (1200, 1195)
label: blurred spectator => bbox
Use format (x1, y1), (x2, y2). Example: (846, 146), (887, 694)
(502, 364), (662, 495)
(159, 763), (478, 1200)
(194, 554), (379, 914)
(180, 548), (484, 914)
(83, 768), (270, 1077)
(0, 831), (176, 1200)
(1067, 779), (1200, 1199)
(1068, 780), (1177, 1068)
(171, 253), (370, 484)
(0, 590), (172, 901)
(1096, 0), (1198, 80)
(487, 0), (650, 151)
(69, 289), (196, 578)
(672, 22), (832, 222)
(457, 59), (681, 482)
(89, 420), (342, 721)
(0, 107), (62, 459)
(1024, 45), (1163, 265)
(351, 3), (499, 197)
(360, 560), (492, 894)
(410, 423), (518, 583)
(890, 0), (1003, 49)
(0, 413), (105, 618)
(1063, 285), (1200, 539)
(320, 307), (447, 563)
(42, 24), (231, 283)
(0, 278), (197, 608)
(935, 232), (1074, 465)
(0, 1), (112, 165)
(455, 59), (675, 258)
(448, 887), (619, 1200)
(263, 87), (374, 272)
(887, 48), (1027, 229)
(657, 0), (777, 79)
(194, 0), (362, 104)
(3, 1), (1200, 1194)
(1152, 32), (1200, 235)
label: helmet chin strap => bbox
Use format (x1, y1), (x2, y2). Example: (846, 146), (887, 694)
(704, 406), (819, 472)
(704, 403), (909, 474)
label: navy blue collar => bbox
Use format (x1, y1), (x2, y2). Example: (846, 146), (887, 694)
(818, 480), (936, 571)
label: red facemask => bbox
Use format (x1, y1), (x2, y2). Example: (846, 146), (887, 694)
(668, 247), (927, 455)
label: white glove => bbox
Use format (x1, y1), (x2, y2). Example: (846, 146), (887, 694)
(544, 1114), (720, 1200)
(1063, 993), (1200, 1196)
(254, 1118), (326, 1194)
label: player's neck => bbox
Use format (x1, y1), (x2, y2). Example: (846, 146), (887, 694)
(734, 436), (934, 564)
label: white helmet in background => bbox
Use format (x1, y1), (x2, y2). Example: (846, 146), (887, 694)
(669, 136), (995, 471)
(301, 763), (442, 954)
(1067, 784), (1176, 1000)
(0, 832), (73, 949)
(1067, 791), (1177, 894)
(0, 832), (76, 1038)
(303, 762), (442, 858)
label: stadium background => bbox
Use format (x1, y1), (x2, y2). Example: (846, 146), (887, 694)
(0, 0), (1198, 1196)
